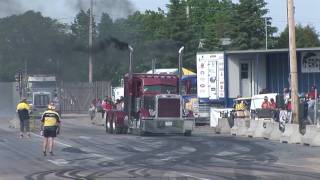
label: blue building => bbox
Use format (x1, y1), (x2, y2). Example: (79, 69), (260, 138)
(211, 47), (320, 106)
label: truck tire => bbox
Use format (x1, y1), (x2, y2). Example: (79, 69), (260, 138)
(184, 130), (192, 136)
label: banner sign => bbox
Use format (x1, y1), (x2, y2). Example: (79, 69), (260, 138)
(301, 52), (320, 73)
(197, 53), (225, 99)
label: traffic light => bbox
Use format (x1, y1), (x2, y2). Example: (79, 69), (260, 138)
(14, 70), (24, 98)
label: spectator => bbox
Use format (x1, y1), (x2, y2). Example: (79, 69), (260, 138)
(88, 104), (96, 121)
(102, 96), (113, 118)
(95, 98), (103, 113)
(16, 97), (31, 138)
(233, 95), (242, 109)
(269, 98), (277, 110)
(235, 100), (247, 111)
(283, 88), (290, 105)
(307, 85), (317, 110)
(115, 99), (123, 110)
(261, 96), (271, 109)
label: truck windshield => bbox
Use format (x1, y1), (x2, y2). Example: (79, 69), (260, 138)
(29, 82), (56, 89)
(144, 85), (177, 94)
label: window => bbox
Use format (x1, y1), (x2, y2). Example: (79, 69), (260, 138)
(240, 63), (249, 79)
(144, 85), (177, 94)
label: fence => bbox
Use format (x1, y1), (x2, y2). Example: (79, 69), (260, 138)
(60, 81), (111, 114)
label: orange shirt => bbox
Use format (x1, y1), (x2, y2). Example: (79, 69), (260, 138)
(261, 101), (271, 109)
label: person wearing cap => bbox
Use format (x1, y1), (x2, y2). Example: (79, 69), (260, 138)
(16, 97), (31, 138)
(261, 96), (271, 109)
(40, 104), (61, 156)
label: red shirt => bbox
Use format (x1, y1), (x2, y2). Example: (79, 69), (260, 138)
(308, 90), (316, 100)
(270, 102), (277, 109)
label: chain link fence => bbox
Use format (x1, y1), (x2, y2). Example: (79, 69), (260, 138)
(60, 81), (111, 114)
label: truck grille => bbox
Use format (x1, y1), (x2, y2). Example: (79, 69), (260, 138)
(158, 98), (180, 118)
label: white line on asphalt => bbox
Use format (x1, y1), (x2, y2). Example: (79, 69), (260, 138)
(274, 162), (320, 171)
(31, 132), (72, 147)
(47, 159), (69, 166)
(179, 173), (211, 180)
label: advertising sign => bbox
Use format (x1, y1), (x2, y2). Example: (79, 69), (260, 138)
(197, 53), (225, 99)
(208, 59), (217, 99)
(301, 52), (320, 73)
(197, 54), (209, 98)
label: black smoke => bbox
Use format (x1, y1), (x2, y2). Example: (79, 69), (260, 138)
(74, 36), (129, 53)
(0, 0), (135, 21)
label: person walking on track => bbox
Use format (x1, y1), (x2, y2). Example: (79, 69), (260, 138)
(16, 97), (31, 138)
(40, 104), (61, 156)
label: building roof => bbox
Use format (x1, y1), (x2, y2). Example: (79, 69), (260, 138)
(197, 47), (320, 55)
(226, 47), (320, 54)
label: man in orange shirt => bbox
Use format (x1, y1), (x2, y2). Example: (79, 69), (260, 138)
(261, 96), (271, 109)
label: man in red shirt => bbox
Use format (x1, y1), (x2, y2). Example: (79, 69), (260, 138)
(269, 98), (277, 110)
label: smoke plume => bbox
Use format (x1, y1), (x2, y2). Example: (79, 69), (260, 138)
(74, 36), (129, 53)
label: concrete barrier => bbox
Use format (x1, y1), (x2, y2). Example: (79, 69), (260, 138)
(280, 124), (301, 144)
(215, 118), (231, 134)
(246, 119), (259, 137)
(247, 119), (271, 138)
(269, 122), (282, 141)
(263, 122), (282, 141)
(262, 121), (273, 139)
(230, 118), (250, 136)
(301, 125), (320, 146)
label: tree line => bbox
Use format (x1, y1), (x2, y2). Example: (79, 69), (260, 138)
(0, 0), (319, 84)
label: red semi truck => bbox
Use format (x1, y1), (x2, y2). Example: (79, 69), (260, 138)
(105, 73), (194, 136)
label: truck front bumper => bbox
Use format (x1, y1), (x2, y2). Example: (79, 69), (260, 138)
(141, 118), (194, 134)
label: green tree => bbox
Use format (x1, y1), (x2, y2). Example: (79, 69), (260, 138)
(202, 0), (235, 50)
(69, 9), (97, 81)
(0, 11), (68, 81)
(231, 0), (276, 49)
(276, 25), (320, 48)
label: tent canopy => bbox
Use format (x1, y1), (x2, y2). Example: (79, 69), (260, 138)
(146, 68), (196, 75)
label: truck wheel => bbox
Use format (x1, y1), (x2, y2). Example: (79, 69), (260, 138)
(184, 130), (192, 136)
(122, 127), (128, 134)
(138, 129), (145, 136)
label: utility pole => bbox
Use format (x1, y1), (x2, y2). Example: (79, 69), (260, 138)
(128, 45), (134, 126)
(88, 0), (93, 83)
(288, 0), (299, 124)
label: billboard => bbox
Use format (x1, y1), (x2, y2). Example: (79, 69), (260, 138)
(197, 53), (225, 99)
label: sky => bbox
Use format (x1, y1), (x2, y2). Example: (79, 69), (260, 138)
(132, 0), (320, 34)
(0, 0), (319, 35)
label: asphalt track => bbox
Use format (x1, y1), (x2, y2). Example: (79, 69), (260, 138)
(0, 115), (320, 180)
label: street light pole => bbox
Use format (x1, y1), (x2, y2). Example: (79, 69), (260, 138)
(178, 46), (185, 95)
(288, 0), (299, 124)
(128, 45), (134, 127)
(265, 17), (268, 50)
